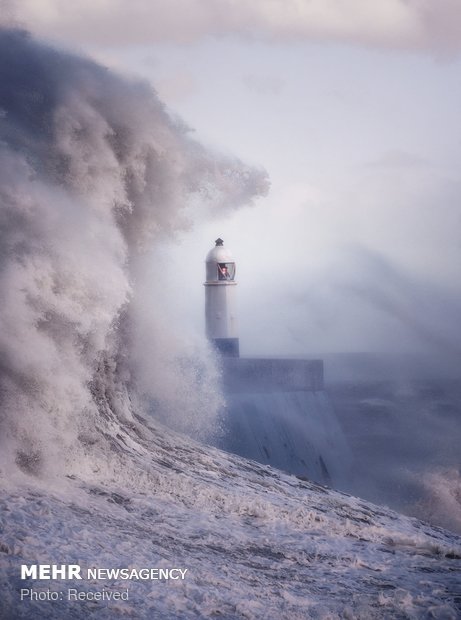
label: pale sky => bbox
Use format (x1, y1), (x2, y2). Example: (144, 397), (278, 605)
(8, 1), (461, 359)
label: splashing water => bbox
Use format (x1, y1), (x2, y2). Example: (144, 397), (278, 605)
(0, 27), (268, 482)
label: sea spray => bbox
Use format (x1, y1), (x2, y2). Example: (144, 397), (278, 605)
(0, 27), (268, 480)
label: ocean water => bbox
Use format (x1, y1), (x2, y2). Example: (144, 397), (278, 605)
(329, 376), (461, 535)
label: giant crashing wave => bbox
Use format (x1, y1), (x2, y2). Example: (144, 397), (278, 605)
(0, 27), (268, 483)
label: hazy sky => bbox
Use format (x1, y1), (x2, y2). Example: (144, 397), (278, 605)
(9, 1), (461, 359)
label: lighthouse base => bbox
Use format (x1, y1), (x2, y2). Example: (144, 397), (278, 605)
(212, 338), (240, 358)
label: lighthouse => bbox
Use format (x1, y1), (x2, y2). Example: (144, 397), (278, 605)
(204, 238), (239, 357)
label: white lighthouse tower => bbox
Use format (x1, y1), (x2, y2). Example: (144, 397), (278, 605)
(204, 238), (239, 357)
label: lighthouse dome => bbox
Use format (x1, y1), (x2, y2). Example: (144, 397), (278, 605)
(206, 239), (234, 264)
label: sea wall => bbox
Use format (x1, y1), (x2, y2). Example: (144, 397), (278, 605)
(217, 357), (350, 486)
(221, 358), (324, 393)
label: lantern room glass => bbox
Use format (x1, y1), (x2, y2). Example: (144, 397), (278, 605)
(217, 262), (235, 281)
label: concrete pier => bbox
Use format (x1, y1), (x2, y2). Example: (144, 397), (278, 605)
(221, 358), (324, 393)
(218, 357), (349, 486)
